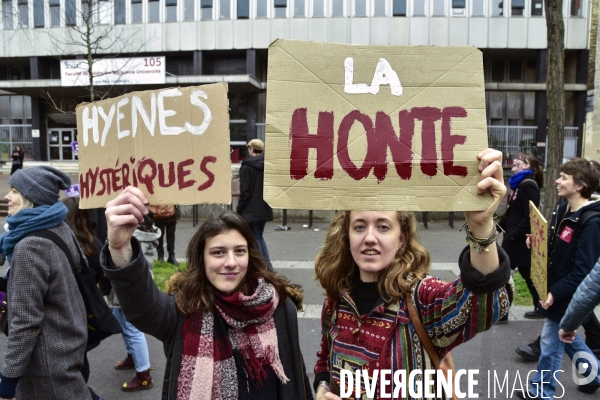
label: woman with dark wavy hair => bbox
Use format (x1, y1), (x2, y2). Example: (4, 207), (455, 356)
(101, 187), (313, 400)
(313, 149), (513, 400)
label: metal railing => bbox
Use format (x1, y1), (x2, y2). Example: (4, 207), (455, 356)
(0, 125), (33, 161)
(488, 126), (579, 167)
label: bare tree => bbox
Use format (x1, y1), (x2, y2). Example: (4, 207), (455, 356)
(541, 0), (565, 219)
(43, 0), (150, 105)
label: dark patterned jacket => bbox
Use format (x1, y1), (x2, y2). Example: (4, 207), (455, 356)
(101, 238), (313, 400)
(1, 223), (91, 399)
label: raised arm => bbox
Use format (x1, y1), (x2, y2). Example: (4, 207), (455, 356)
(463, 149), (507, 275)
(105, 186), (148, 267)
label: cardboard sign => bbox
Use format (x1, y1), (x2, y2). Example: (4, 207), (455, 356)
(265, 40), (492, 211)
(76, 83), (231, 208)
(529, 201), (548, 300)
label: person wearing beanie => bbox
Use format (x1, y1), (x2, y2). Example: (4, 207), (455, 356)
(0, 166), (93, 399)
(236, 139), (273, 266)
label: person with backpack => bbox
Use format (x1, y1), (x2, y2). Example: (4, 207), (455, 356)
(312, 149), (512, 400)
(516, 158), (600, 398)
(499, 153), (544, 321)
(0, 166), (93, 400)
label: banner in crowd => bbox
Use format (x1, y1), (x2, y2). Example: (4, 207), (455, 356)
(529, 201), (548, 300)
(76, 83), (231, 208)
(264, 39), (491, 211)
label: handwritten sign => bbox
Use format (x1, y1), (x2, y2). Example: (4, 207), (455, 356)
(76, 83), (231, 208)
(530, 201), (548, 301)
(264, 40), (491, 211)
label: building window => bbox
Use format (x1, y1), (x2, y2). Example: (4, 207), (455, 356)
(491, 0), (502, 16)
(392, 0), (405, 16)
(65, 0), (76, 25)
(354, 0), (365, 16)
(432, 0), (444, 16)
(184, 0), (195, 19)
(452, 0), (464, 7)
(313, 0), (324, 16)
(511, 0), (524, 16)
(274, 0), (286, 17)
(373, 0), (385, 15)
(33, 0), (44, 27)
(256, 0), (267, 17)
(82, 0), (91, 21)
(3, 0), (13, 30)
(132, 0), (143, 22)
(18, 0), (28, 27)
(201, 0), (213, 19)
(471, 0), (483, 16)
(509, 60), (522, 82)
(237, 0), (249, 18)
(115, 0), (126, 23)
(332, 0), (343, 16)
(413, 0), (424, 15)
(570, 0), (581, 17)
(166, 0), (177, 21)
(220, 0), (230, 18)
(50, 0), (60, 26)
(294, 0), (305, 16)
(531, 0), (543, 16)
(149, 0), (160, 22)
(98, 0), (110, 23)
(491, 59), (504, 82)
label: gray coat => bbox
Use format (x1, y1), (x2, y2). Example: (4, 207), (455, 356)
(1, 223), (91, 399)
(101, 238), (313, 400)
(560, 255), (600, 332)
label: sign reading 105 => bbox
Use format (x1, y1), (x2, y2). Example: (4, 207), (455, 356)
(143, 57), (162, 67)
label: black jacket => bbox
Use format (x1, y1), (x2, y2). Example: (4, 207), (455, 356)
(537, 200), (600, 321)
(237, 153), (273, 224)
(101, 239), (313, 400)
(499, 176), (540, 267)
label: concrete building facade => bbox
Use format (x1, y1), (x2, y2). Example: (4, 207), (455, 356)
(0, 0), (591, 165)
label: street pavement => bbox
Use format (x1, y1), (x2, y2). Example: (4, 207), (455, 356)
(0, 170), (596, 398)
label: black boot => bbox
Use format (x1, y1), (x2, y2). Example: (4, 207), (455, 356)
(157, 249), (164, 262)
(516, 336), (541, 361)
(167, 253), (179, 266)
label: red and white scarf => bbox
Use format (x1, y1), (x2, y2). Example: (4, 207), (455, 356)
(177, 278), (289, 400)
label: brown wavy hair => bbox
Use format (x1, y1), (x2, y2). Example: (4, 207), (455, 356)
(315, 211), (430, 302)
(168, 211), (292, 316)
(62, 197), (98, 259)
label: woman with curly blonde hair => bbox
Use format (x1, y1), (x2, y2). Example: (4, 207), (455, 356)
(314, 149), (513, 400)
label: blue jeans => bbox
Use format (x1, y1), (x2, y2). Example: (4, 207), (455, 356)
(528, 318), (600, 399)
(112, 308), (151, 372)
(249, 221), (270, 264)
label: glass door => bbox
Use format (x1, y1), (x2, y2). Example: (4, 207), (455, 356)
(48, 129), (77, 161)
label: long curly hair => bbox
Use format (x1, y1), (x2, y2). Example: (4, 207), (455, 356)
(315, 211), (430, 302)
(168, 211), (292, 316)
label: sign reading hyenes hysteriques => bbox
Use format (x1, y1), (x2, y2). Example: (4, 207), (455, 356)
(530, 201), (548, 301)
(264, 40), (493, 211)
(76, 83), (231, 208)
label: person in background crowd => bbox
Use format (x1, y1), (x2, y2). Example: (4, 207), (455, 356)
(516, 158), (600, 398)
(0, 166), (92, 399)
(499, 152), (544, 321)
(62, 197), (104, 396)
(237, 139), (273, 266)
(9, 146), (24, 175)
(559, 255), (600, 350)
(109, 213), (159, 392)
(101, 191), (313, 400)
(313, 149), (512, 400)
(154, 205), (180, 265)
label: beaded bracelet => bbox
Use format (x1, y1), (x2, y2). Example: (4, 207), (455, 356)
(460, 222), (504, 253)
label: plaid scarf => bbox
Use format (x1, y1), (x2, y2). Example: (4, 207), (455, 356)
(177, 278), (289, 400)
